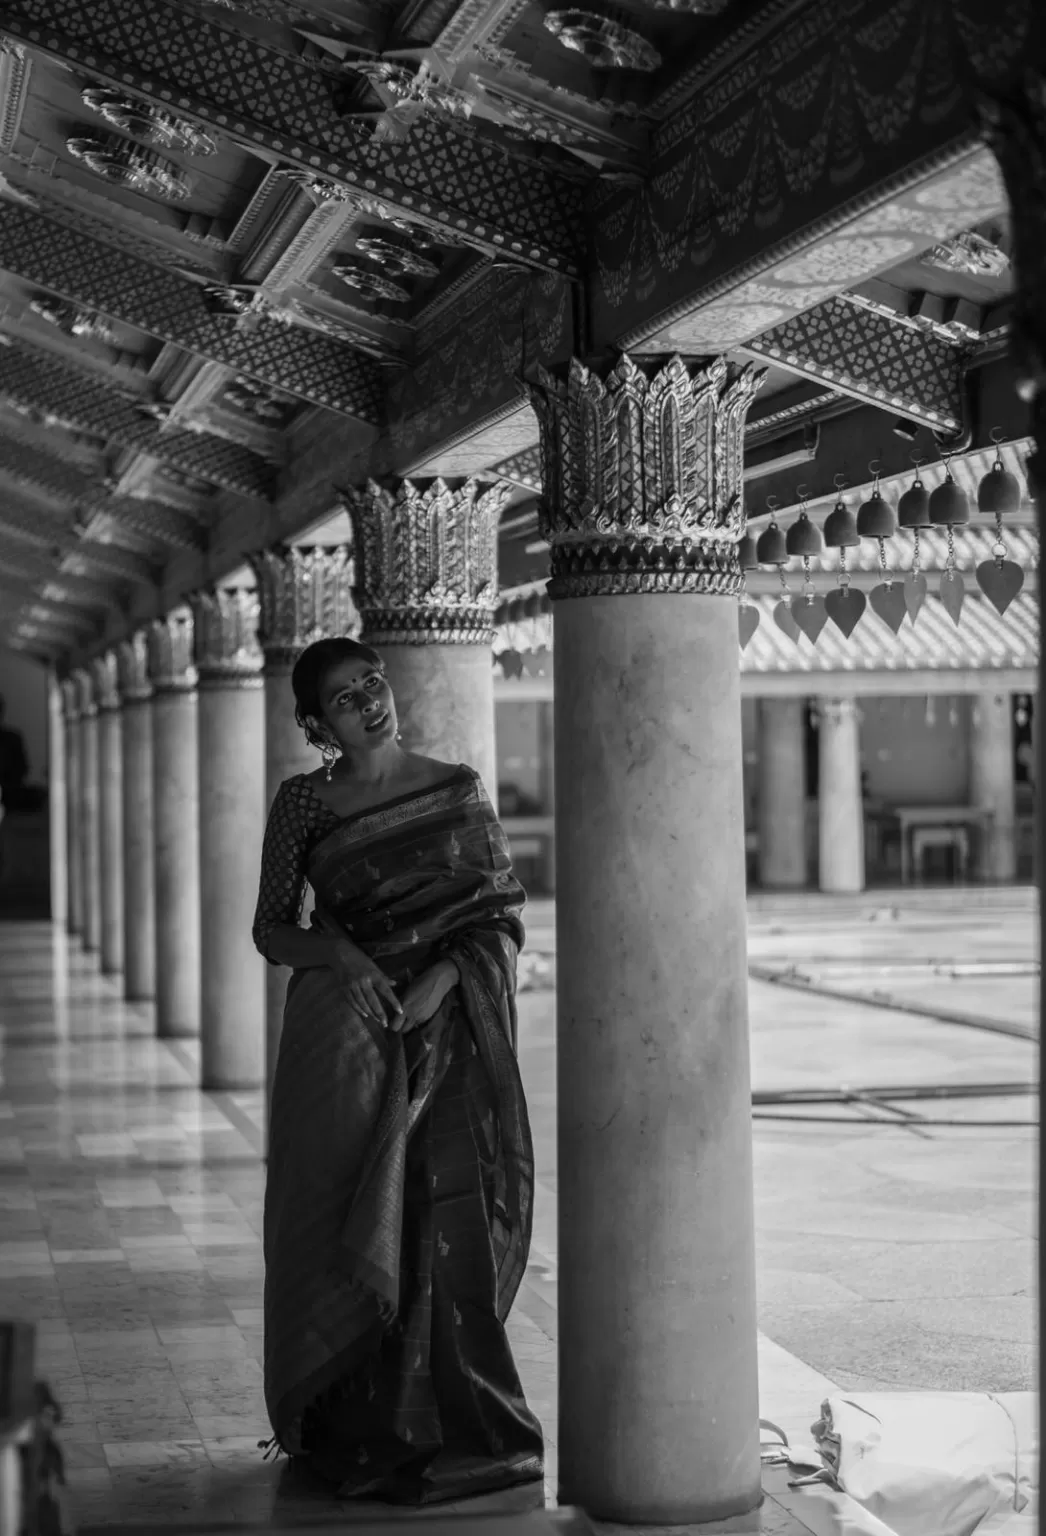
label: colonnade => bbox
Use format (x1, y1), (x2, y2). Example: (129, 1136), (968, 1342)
(49, 353), (769, 1525)
(755, 691), (1020, 891)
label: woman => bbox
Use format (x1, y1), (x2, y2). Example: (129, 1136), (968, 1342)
(252, 636), (544, 1505)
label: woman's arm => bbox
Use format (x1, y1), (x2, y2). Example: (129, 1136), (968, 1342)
(263, 923), (340, 971)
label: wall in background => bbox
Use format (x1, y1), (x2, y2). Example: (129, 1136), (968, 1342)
(0, 650), (48, 781)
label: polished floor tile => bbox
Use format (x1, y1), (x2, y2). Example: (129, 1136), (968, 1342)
(0, 893), (1037, 1529)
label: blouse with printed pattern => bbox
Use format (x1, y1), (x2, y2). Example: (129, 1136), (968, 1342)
(251, 775), (339, 963)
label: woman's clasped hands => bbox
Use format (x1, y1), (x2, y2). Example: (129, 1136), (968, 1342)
(328, 937), (458, 1034)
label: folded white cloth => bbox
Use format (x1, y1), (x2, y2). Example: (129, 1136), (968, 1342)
(797, 1391), (1038, 1536)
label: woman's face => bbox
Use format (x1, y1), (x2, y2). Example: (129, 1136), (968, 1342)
(312, 657), (397, 754)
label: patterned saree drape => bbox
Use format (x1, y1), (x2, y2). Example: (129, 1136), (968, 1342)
(263, 767), (543, 1502)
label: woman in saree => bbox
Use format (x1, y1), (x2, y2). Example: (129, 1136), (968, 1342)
(251, 636), (545, 1505)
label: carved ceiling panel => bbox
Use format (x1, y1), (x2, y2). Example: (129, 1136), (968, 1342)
(0, 0), (586, 273)
(0, 340), (274, 495)
(0, 203), (385, 419)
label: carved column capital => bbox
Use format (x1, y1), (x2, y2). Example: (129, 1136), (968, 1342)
(59, 675), (80, 723)
(188, 588), (264, 689)
(147, 611), (197, 694)
(90, 652), (121, 713)
(72, 667), (97, 718)
(117, 632), (153, 705)
(527, 353), (763, 599)
(247, 544), (358, 669)
(816, 697), (860, 727)
(344, 477), (506, 645)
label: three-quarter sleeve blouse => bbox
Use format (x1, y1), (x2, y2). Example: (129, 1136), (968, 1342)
(252, 776), (335, 962)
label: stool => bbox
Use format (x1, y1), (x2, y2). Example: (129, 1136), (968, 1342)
(911, 825), (969, 883)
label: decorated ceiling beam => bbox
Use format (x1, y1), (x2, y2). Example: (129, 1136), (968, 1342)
(0, 426), (206, 549)
(0, 495), (159, 580)
(0, 204), (384, 421)
(0, 340), (274, 495)
(589, 0), (1027, 351)
(0, 0), (584, 276)
(740, 295), (973, 438)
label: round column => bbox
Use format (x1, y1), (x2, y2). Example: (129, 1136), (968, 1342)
(818, 697), (865, 893)
(92, 654), (124, 976)
(191, 588), (266, 1089)
(57, 675), (78, 927)
(148, 613), (201, 1039)
(250, 545), (352, 1103)
(74, 670), (101, 954)
(757, 696), (808, 888)
(345, 478), (508, 803)
(117, 634), (156, 1001)
(531, 355), (763, 1525)
(970, 690), (1017, 882)
(53, 677), (74, 932)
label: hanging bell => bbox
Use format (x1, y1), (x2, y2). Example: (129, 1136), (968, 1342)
(929, 469), (970, 526)
(977, 457), (1022, 516)
(737, 531), (759, 570)
(856, 487), (897, 539)
(785, 511), (823, 558)
(898, 474), (931, 529)
(756, 521), (788, 566)
(823, 498), (859, 548)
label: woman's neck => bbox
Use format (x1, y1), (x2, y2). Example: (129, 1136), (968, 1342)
(331, 741), (408, 787)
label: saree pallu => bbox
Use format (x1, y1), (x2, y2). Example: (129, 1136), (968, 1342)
(264, 766), (544, 1502)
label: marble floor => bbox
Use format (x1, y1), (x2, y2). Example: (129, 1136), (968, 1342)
(0, 890), (1037, 1531)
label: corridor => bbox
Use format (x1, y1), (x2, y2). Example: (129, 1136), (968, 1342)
(0, 892), (1036, 1529)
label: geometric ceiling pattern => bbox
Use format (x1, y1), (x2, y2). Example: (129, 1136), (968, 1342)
(0, 0), (1030, 665)
(0, 205), (385, 419)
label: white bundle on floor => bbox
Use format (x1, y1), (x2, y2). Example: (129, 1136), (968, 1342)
(794, 1391), (1038, 1536)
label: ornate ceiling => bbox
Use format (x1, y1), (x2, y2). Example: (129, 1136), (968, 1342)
(0, 0), (1032, 664)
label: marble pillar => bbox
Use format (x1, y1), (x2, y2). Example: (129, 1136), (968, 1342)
(529, 354), (763, 1524)
(250, 544), (352, 1101)
(818, 697), (865, 893)
(92, 654), (124, 976)
(47, 675), (68, 930)
(345, 478), (508, 803)
(148, 614), (201, 1039)
(59, 678), (80, 935)
(74, 670), (101, 953)
(117, 634), (156, 1001)
(757, 696), (808, 888)
(971, 690), (1017, 882)
(191, 588), (266, 1089)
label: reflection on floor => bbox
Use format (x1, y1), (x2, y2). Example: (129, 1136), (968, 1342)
(0, 891), (1037, 1529)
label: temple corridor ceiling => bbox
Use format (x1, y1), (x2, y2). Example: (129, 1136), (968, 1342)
(0, 0), (1036, 665)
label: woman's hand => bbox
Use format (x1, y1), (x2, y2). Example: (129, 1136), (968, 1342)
(328, 937), (403, 1028)
(391, 959), (460, 1034)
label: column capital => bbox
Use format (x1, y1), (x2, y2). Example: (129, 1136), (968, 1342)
(817, 697), (860, 725)
(59, 675), (80, 723)
(117, 633), (153, 705)
(189, 588), (264, 689)
(343, 477), (506, 645)
(527, 353), (762, 600)
(147, 612), (197, 694)
(90, 653), (121, 713)
(248, 544), (358, 669)
(72, 667), (97, 718)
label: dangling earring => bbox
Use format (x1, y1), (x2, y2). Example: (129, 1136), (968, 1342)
(321, 741), (339, 781)
(395, 731), (402, 742)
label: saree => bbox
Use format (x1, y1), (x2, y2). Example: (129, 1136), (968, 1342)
(257, 764), (544, 1503)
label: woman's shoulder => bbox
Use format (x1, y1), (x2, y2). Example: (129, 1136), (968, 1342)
(272, 772), (327, 818)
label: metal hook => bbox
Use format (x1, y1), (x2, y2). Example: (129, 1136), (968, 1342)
(868, 458), (881, 477)
(765, 494), (779, 516)
(989, 426), (1005, 446)
(909, 453), (924, 469)
(833, 472), (848, 491)
(795, 483), (808, 505)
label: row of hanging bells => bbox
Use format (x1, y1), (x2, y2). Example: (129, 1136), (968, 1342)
(737, 440), (1025, 650)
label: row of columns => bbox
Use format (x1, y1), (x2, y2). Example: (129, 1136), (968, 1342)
(757, 691), (1020, 892)
(53, 354), (767, 1525)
